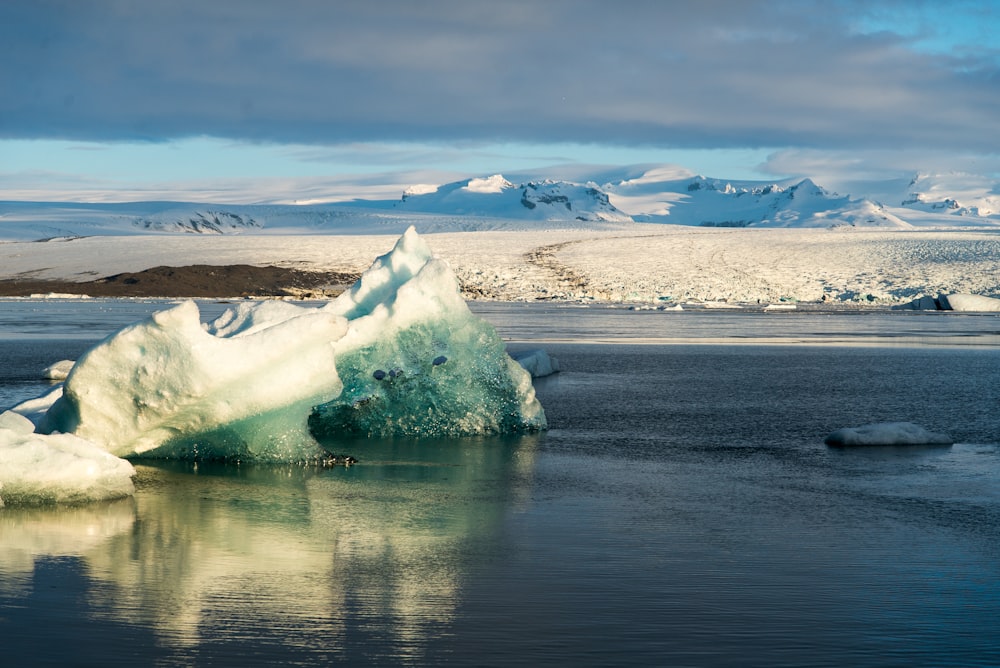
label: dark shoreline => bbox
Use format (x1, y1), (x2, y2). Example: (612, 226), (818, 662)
(0, 264), (360, 299)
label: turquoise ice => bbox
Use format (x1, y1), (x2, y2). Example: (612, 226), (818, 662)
(32, 227), (546, 463)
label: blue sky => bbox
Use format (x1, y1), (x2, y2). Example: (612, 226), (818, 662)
(2, 0), (998, 203)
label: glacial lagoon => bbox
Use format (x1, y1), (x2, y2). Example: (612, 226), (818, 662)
(2, 300), (999, 667)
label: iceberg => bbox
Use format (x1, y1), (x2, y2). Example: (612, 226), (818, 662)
(25, 226), (545, 470)
(38, 299), (347, 460)
(308, 228), (546, 440)
(510, 349), (560, 378)
(824, 422), (953, 447)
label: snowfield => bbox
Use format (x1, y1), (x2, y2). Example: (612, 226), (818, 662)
(1, 224), (998, 305)
(2, 166), (1000, 305)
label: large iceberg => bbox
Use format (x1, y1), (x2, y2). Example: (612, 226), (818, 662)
(5, 227), (545, 502)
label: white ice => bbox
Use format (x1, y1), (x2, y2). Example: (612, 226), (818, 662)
(510, 349), (560, 378)
(41, 360), (75, 381)
(824, 422), (954, 447)
(0, 411), (135, 506)
(37, 298), (348, 459)
(939, 294), (1000, 312)
(3, 227), (545, 503)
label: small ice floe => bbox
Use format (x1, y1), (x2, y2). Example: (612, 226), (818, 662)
(824, 421), (954, 447)
(510, 349), (560, 378)
(42, 360), (75, 381)
(939, 294), (1000, 312)
(894, 293), (1000, 312)
(29, 293), (92, 300)
(0, 410), (136, 506)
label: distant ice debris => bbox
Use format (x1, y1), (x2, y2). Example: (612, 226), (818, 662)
(11, 227), (545, 496)
(824, 422), (954, 447)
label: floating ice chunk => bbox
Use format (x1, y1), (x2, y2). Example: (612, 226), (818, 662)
(510, 349), (560, 378)
(824, 422), (954, 447)
(42, 360), (75, 381)
(938, 294), (1000, 312)
(309, 228), (546, 440)
(0, 410), (135, 506)
(12, 385), (63, 427)
(39, 299), (348, 460)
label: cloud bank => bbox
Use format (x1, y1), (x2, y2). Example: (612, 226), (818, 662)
(3, 0), (999, 154)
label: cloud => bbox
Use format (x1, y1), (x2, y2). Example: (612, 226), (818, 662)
(2, 0), (998, 154)
(761, 148), (1000, 187)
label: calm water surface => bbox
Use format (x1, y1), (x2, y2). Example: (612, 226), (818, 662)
(1, 300), (999, 667)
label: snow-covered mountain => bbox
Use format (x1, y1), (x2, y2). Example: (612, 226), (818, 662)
(384, 168), (999, 228)
(2, 166), (999, 242)
(393, 174), (632, 223)
(604, 173), (909, 228)
(0, 201), (406, 241)
(892, 172), (999, 219)
(133, 209), (261, 234)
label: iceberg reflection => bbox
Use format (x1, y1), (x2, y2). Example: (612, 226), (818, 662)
(0, 435), (539, 661)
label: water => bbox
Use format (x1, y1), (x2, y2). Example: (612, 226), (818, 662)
(1, 300), (999, 667)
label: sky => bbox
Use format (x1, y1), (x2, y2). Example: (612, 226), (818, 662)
(2, 0), (999, 203)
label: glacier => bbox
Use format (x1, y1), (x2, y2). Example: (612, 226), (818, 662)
(2, 227), (546, 504)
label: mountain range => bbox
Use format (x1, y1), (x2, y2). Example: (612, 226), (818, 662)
(2, 166), (998, 240)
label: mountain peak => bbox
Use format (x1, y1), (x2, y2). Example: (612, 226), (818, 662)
(394, 175), (632, 223)
(463, 175), (514, 194)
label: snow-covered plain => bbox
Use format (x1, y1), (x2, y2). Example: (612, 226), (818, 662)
(1, 223), (998, 305)
(3, 165), (1000, 305)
